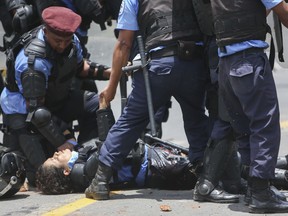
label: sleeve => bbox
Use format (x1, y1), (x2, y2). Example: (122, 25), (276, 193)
(261, 0), (283, 9)
(116, 0), (139, 31)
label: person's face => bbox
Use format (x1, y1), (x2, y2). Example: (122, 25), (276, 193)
(44, 27), (73, 54)
(43, 149), (72, 170)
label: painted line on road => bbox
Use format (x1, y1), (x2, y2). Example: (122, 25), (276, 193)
(42, 198), (95, 216)
(41, 192), (119, 216)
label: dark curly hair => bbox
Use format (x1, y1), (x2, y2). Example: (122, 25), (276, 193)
(36, 164), (73, 194)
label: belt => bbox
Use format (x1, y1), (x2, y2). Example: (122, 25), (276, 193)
(149, 46), (178, 60)
(242, 47), (264, 54)
(221, 46), (264, 55)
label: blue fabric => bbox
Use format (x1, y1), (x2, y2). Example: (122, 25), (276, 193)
(217, 49), (280, 179)
(135, 145), (148, 187)
(114, 145), (148, 186)
(68, 151), (79, 170)
(0, 28), (83, 114)
(60, 0), (77, 12)
(116, 165), (134, 182)
(116, 0), (139, 31)
(261, 0), (282, 9)
(218, 40), (269, 57)
(99, 56), (209, 169)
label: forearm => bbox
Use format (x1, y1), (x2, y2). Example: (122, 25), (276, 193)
(272, 1), (288, 28)
(108, 40), (131, 90)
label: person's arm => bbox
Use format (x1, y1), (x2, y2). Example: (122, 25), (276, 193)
(100, 29), (135, 105)
(272, 1), (288, 27)
(80, 60), (111, 80)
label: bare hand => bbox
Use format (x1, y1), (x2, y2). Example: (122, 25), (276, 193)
(99, 86), (117, 106)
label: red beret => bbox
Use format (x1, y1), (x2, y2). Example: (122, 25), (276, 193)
(42, 6), (82, 37)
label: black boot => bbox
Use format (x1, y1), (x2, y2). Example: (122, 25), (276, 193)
(249, 177), (288, 213)
(193, 180), (239, 203)
(220, 150), (246, 194)
(85, 162), (113, 200)
(245, 185), (287, 205)
(192, 137), (239, 203)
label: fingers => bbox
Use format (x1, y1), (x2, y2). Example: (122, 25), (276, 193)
(99, 94), (108, 109)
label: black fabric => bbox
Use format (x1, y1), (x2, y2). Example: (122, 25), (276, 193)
(5, 26), (41, 92)
(137, 0), (202, 50)
(211, 0), (267, 47)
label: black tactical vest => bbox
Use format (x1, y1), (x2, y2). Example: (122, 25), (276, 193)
(211, 0), (267, 47)
(137, 0), (203, 50)
(24, 35), (78, 111)
(192, 0), (214, 36)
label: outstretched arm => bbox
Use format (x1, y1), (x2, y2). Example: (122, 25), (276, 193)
(100, 29), (135, 105)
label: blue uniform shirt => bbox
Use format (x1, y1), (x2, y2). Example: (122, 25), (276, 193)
(116, 0), (139, 31)
(219, 0), (283, 57)
(0, 28), (83, 114)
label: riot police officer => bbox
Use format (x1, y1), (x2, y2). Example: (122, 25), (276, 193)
(0, 6), (110, 186)
(85, 0), (210, 200)
(208, 0), (288, 213)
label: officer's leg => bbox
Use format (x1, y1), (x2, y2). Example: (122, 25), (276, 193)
(173, 57), (209, 164)
(86, 62), (172, 200)
(220, 149), (246, 194)
(221, 52), (288, 213)
(30, 107), (68, 148)
(143, 99), (172, 139)
(53, 90), (99, 144)
(193, 119), (239, 203)
(2, 113), (47, 186)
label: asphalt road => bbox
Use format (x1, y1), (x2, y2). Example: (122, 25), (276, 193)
(1, 19), (288, 216)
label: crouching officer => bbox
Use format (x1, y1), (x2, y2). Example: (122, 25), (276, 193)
(0, 6), (110, 186)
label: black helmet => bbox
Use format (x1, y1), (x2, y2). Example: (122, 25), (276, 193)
(5, 0), (27, 12)
(0, 152), (26, 199)
(12, 4), (39, 34)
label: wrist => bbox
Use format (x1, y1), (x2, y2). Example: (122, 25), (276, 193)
(66, 139), (78, 146)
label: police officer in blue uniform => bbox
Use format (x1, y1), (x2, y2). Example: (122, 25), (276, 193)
(0, 6), (110, 186)
(202, 0), (288, 213)
(85, 0), (210, 200)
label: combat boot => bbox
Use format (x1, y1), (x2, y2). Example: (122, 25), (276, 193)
(249, 178), (288, 213)
(245, 184), (286, 205)
(193, 179), (239, 203)
(85, 161), (113, 200)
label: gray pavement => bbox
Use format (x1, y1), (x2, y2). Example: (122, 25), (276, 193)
(1, 20), (288, 216)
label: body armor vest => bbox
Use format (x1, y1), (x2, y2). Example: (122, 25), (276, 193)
(24, 32), (78, 111)
(192, 0), (214, 36)
(137, 0), (203, 50)
(211, 0), (267, 47)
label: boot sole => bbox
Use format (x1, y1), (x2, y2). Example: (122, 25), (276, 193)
(85, 191), (110, 200)
(249, 207), (288, 214)
(193, 194), (239, 203)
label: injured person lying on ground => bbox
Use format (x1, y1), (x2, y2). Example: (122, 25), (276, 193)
(35, 139), (197, 194)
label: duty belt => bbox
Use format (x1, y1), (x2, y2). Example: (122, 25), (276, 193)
(149, 46), (178, 60)
(149, 43), (204, 60)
